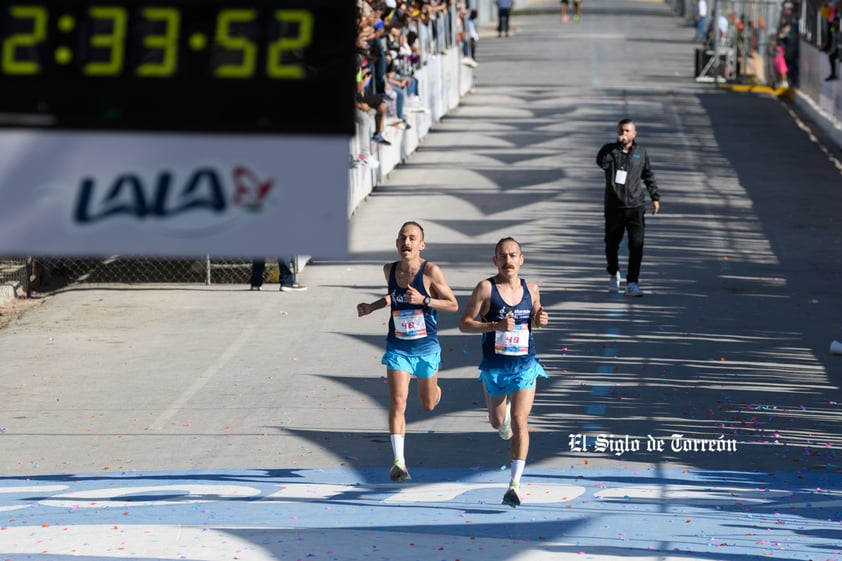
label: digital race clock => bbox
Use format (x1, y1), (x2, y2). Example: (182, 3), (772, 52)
(0, 0), (355, 134)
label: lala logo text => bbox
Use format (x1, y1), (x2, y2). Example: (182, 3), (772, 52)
(73, 165), (274, 223)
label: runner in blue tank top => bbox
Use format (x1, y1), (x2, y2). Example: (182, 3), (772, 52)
(459, 237), (549, 507)
(385, 260), (440, 356)
(357, 221), (459, 482)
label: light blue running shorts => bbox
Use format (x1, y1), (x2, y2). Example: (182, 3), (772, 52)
(479, 361), (548, 396)
(381, 350), (441, 379)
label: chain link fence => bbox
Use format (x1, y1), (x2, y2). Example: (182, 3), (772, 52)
(0, 255), (300, 295)
(0, 257), (30, 296)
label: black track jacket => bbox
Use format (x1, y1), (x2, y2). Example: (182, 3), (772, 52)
(596, 141), (660, 209)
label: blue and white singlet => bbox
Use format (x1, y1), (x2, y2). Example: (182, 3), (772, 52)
(386, 261), (439, 356)
(479, 277), (537, 373)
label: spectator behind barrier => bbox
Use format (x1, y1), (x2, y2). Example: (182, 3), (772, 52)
(825, 13), (840, 80)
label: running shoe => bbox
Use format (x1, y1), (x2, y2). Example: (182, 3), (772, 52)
(502, 485), (521, 508)
(389, 461), (411, 482)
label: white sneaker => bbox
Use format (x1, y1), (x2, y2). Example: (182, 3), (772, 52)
(358, 154), (380, 169)
(625, 282), (643, 297)
(608, 272), (621, 293)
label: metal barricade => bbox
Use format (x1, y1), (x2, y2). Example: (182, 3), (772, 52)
(11, 256), (255, 292)
(694, 0), (783, 85)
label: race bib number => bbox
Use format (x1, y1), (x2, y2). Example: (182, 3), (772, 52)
(494, 323), (529, 356)
(393, 309), (427, 340)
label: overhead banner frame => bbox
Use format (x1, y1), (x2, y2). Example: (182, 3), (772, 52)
(0, 0), (355, 257)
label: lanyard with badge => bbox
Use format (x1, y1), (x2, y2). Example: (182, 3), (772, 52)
(614, 149), (628, 185)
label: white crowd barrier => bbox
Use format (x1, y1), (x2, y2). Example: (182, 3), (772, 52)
(348, 47), (474, 217)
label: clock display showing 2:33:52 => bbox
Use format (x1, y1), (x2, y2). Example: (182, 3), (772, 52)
(0, 0), (355, 134)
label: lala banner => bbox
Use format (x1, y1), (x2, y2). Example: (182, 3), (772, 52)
(0, 130), (349, 257)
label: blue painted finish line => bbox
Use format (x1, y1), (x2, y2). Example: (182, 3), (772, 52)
(1, 467), (840, 560)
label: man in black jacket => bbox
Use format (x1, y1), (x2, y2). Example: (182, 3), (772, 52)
(596, 119), (661, 297)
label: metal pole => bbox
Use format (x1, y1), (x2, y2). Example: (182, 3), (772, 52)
(713, 0), (721, 84)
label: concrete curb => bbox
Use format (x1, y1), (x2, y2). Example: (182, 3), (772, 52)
(715, 83), (793, 97)
(792, 90), (842, 151)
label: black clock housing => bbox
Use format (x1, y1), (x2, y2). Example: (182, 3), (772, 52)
(0, 0), (355, 134)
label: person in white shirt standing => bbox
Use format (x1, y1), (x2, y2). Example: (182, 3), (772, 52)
(467, 9), (480, 61)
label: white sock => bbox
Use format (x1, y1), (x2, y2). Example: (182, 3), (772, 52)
(510, 459), (526, 487)
(390, 434), (405, 465)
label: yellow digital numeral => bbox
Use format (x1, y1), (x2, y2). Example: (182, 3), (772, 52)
(266, 10), (312, 79)
(1, 5), (47, 75)
(136, 8), (179, 77)
(214, 9), (256, 79)
(84, 6), (127, 76)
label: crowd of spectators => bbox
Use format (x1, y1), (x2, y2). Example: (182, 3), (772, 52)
(353, 0), (466, 169)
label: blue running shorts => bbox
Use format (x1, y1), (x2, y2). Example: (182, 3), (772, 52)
(381, 350), (441, 379)
(479, 361), (548, 396)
